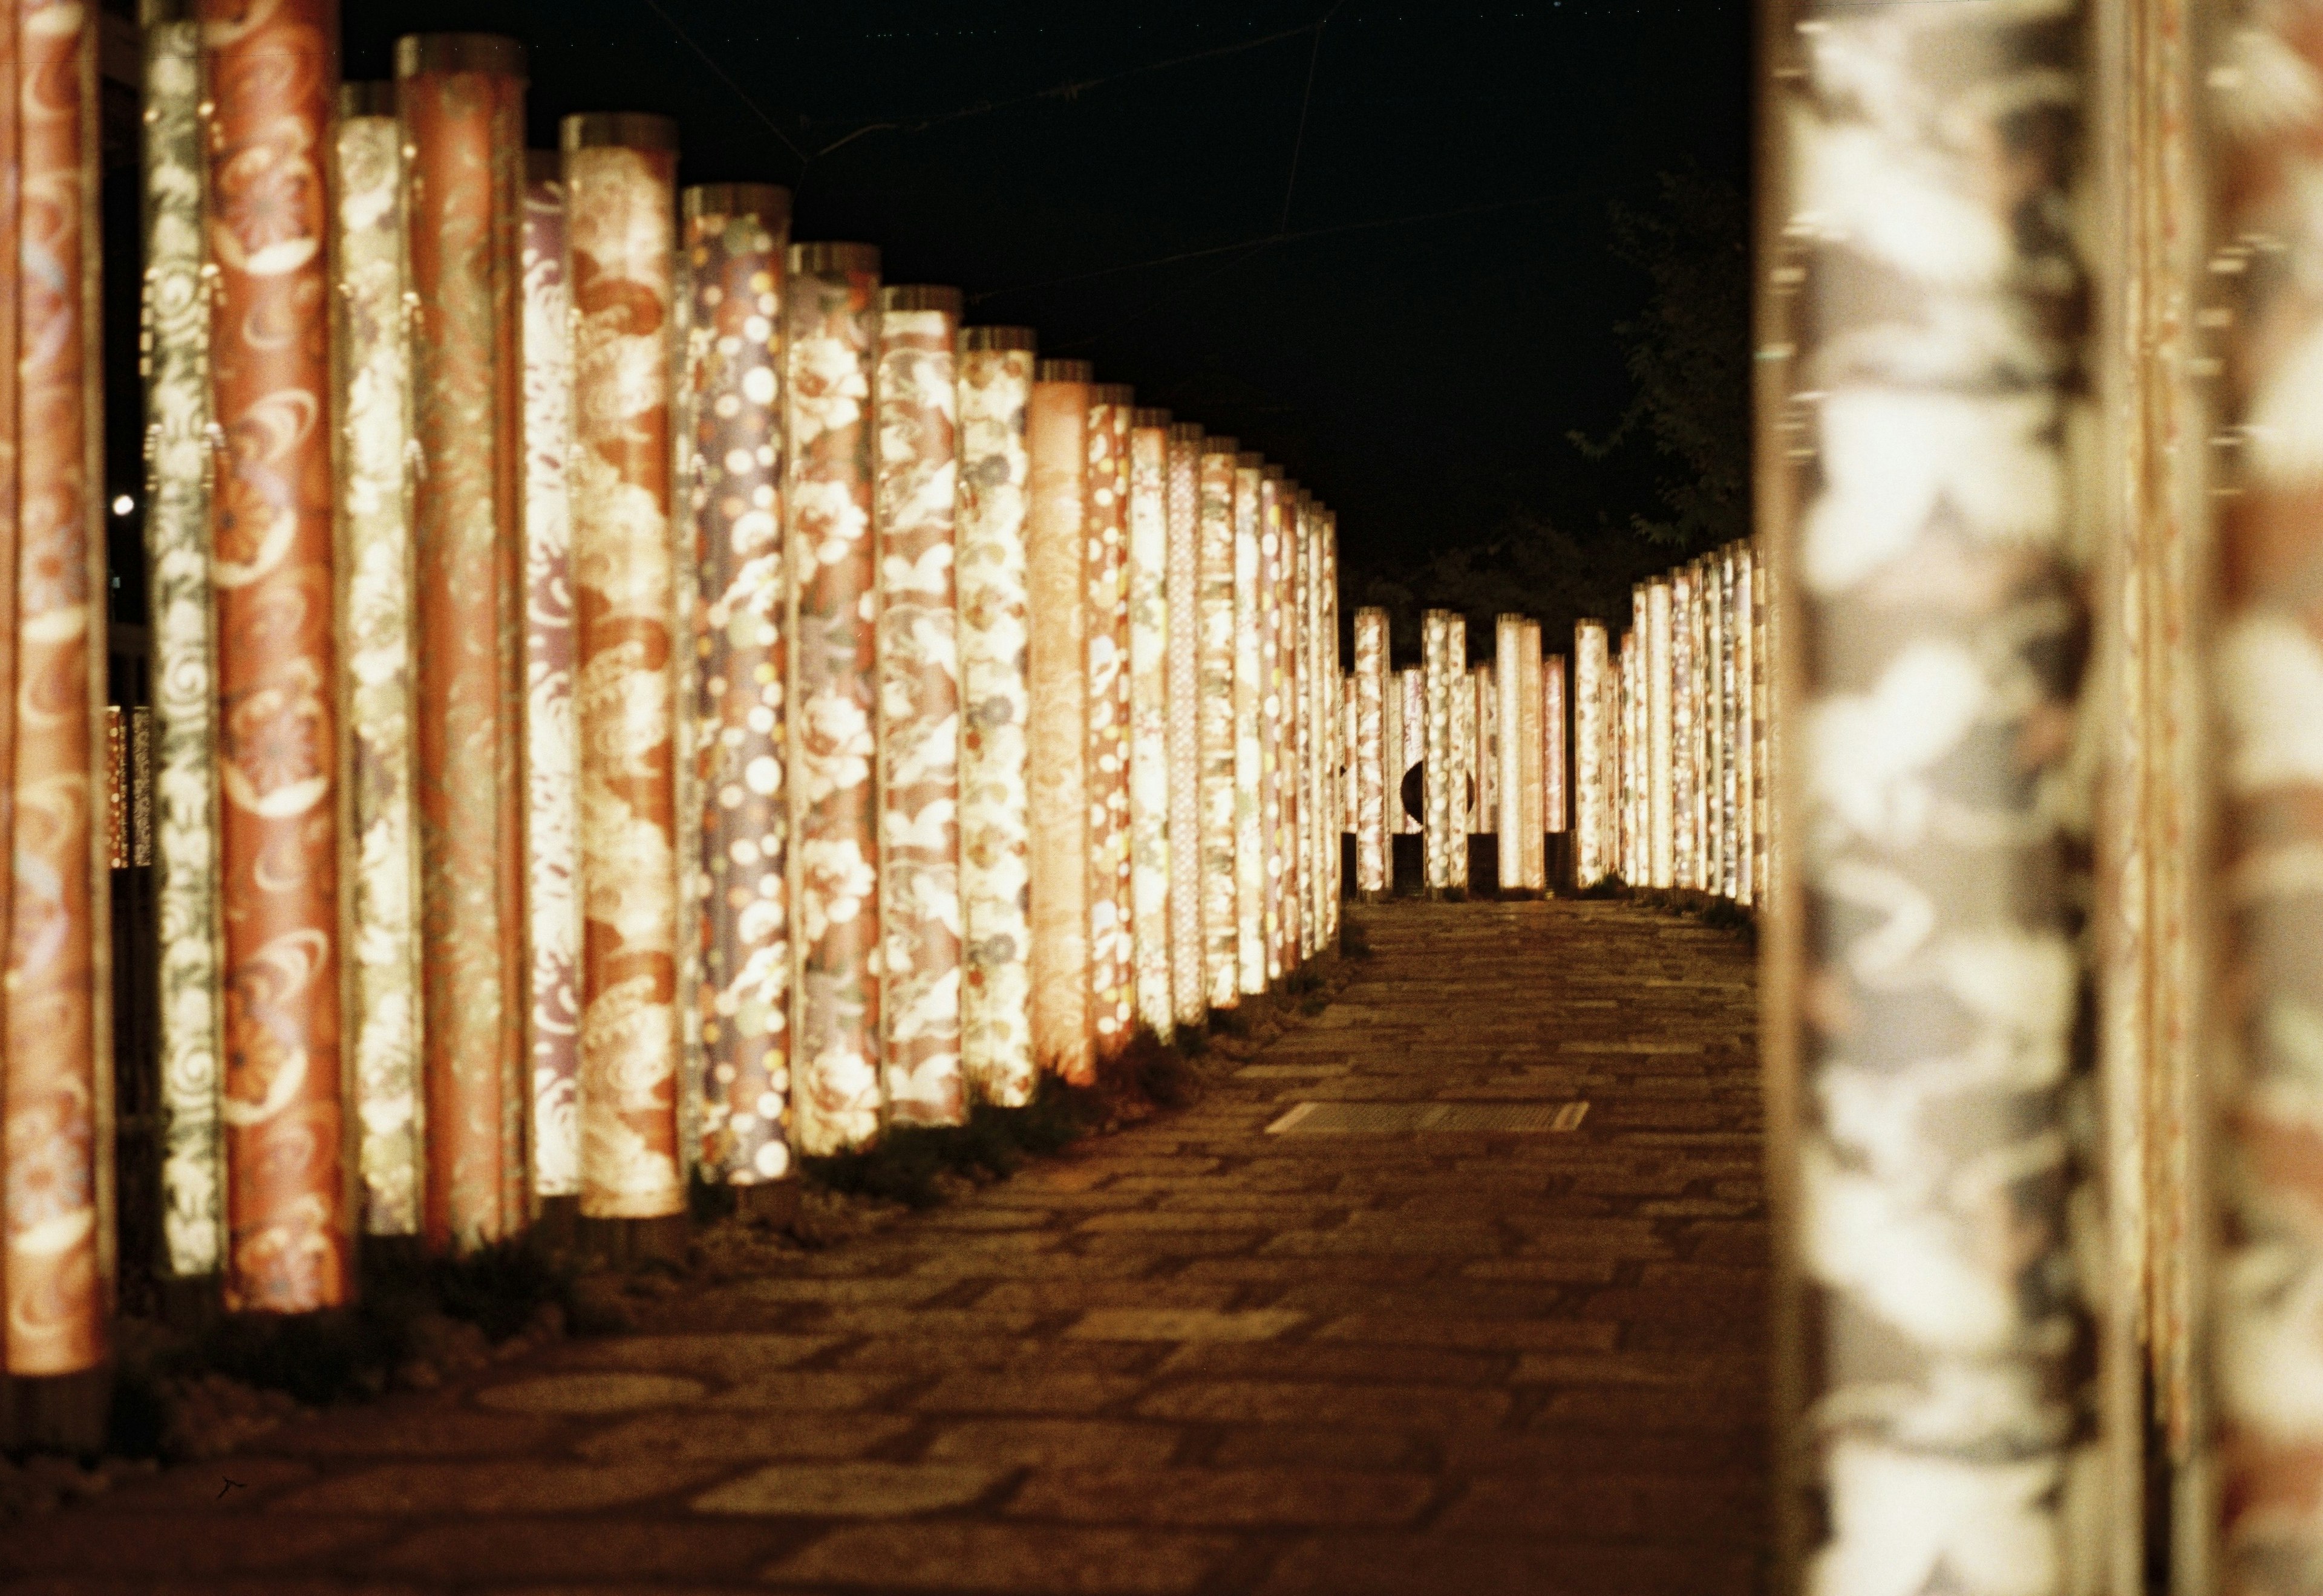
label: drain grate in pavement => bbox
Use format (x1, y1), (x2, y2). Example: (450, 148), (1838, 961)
(1264, 1100), (1589, 1135)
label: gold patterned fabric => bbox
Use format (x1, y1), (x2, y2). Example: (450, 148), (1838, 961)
(786, 242), (886, 1151)
(1162, 424), (1206, 1029)
(567, 122), (685, 1216)
(334, 102), (422, 1236)
(874, 287), (965, 1127)
(1126, 413), (1174, 1038)
(1195, 441), (1240, 1009)
(145, 13), (225, 1280)
(403, 42), (529, 1248)
(1354, 610), (1387, 894)
(1232, 459), (1265, 994)
(683, 186), (795, 1175)
(521, 155), (580, 1197)
(956, 331), (1037, 1104)
(206, 0), (349, 1316)
(1083, 389), (1133, 1054)
(1573, 624), (1607, 888)
(1025, 365), (1093, 1078)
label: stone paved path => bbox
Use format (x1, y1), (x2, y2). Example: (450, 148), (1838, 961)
(3, 899), (1765, 1595)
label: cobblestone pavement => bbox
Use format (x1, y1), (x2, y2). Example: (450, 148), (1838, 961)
(5, 899), (1765, 1595)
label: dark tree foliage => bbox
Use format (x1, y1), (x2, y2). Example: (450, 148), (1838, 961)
(1347, 168), (1750, 669)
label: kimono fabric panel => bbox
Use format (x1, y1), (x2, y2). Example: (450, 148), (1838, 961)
(1544, 649), (1566, 837)
(1287, 492), (1311, 960)
(2203, 4), (2323, 1581)
(1494, 616), (1538, 891)
(1195, 440), (1239, 1008)
(333, 89), (421, 1235)
(521, 151), (579, 1196)
(1400, 668), (1425, 838)
(565, 116), (683, 1217)
(1717, 546), (1738, 899)
(1025, 363), (1093, 1078)
(400, 34), (528, 1249)
(1645, 580), (1673, 889)
(1421, 611), (1454, 892)
(955, 328), (1036, 1104)
(1472, 666), (1494, 836)
(1126, 410), (1174, 1038)
(1163, 422), (1204, 1028)
(1759, 0), (2100, 1585)
(1254, 473), (1285, 979)
(1354, 608), (1387, 894)
(1746, 543), (1756, 906)
(1381, 660), (1402, 852)
(1232, 456), (1264, 994)
(203, 0), (345, 1315)
(144, 9), (225, 1278)
(786, 241), (884, 1151)
(874, 285), (965, 1127)
(1447, 647), (1472, 888)
(1572, 624), (1606, 888)
(6, 0), (106, 1369)
(1084, 386), (1132, 1055)
(1515, 625), (1544, 876)
(685, 184), (794, 1177)
(1682, 569), (1700, 892)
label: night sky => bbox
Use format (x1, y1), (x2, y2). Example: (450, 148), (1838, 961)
(334, 1), (1751, 592)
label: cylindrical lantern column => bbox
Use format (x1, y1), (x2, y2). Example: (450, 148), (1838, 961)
(1085, 384), (1134, 1055)
(1760, 0), (2098, 1582)
(1027, 360), (1094, 1076)
(566, 114), (684, 1214)
(1545, 649), (1567, 839)
(1354, 608), (1388, 896)
(786, 241), (884, 1146)
(521, 151), (581, 1200)
(1645, 579), (1674, 889)
(1163, 422), (1206, 1029)
(2205, 0), (2323, 1579)
(1496, 616), (1544, 893)
(1422, 610), (1454, 893)
(336, 82), (422, 1236)
(1195, 437), (1240, 1008)
(1126, 406), (1174, 1038)
(1232, 453), (1266, 995)
(684, 184), (794, 1176)
(1400, 666), (1424, 838)
(1573, 624), (1607, 889)
(146, 0), (225, 1280)
(401, 33), (528, 1249)
(1669, 563), (1696, 893)
(1255, 471), (1286, 981)
(1472, 664), (1495, 839)
(1733, 544), (1755, 908)
(874, 284), (965, 1125)
(957, 327), (1037, 1104)
(204, 0), (344, 1314)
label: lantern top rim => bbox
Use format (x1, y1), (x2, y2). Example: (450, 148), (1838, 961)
(397, 34), (528, 79)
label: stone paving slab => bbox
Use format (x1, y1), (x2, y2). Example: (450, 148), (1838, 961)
(2, 899), (1766, 1595)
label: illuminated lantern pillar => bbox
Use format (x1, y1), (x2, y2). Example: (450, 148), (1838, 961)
(1645, 578), (1673, 889)
(1294, 497), (1316, 953)
(1545, 650), (1567, 841)
(566, 114), (684, 1214)
(204, 0), (345, 1314)
(1495, 617), (1544, 893)
(1232, 454), (1266, 994)
(1669, 563), (1696, 892)
(1421, 610), (1466, 893)
(146, 3), (226, 1279)
(1759, 0), (2100, 1581)
(1282, 486), (1307, 965)
(685, 184), (795, 1174)
(335, 82), (422, 1236)
(1027, 360), (1095, 1073)
(787, 241), (884, 1145)
(2202, 0), (2323, 1578)
(1195, 437), (1240, 1008)
(1746, 543), (1756, 906)
(956, 327), (1038, 1104)
(1126, 407), (1174, 1037)
(1574, 627), (1607, 890)
(1316, 509), (1341, 940)
(4, 0), (106, 1370)
(1085, 384), (1134, 1055)
(401, 34), (528, 1249)
(1451, 654), (1476, 881)
(1399, 666), (1423, 837)
(1471, 664), (1495, 838)
(1620, 630), (1641, 887)
(1255, 471), (1286, 980)
(521, 152), (581, 1199)
(1354, 608), (1388, 896)
(872, 285), (965, 1125)
(1163, 422), (1206, 1029)
(1696, 557), (1717, 893)
(1718, 546), (1739, 900)
(1381, 660), (1403, 850)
